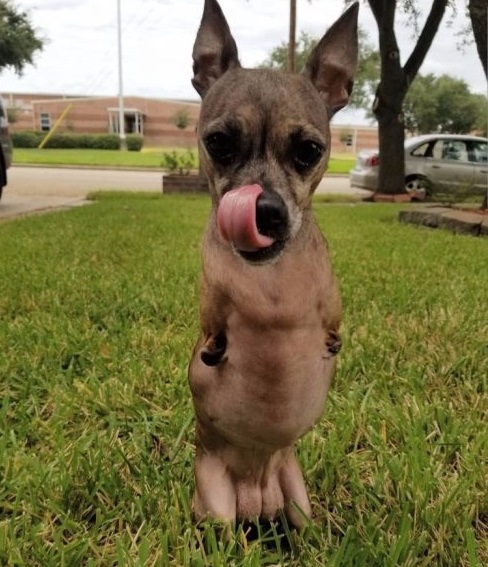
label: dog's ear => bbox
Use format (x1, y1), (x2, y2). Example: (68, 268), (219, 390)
(304, 2), (359, 115)
(192, 0), (241, 98)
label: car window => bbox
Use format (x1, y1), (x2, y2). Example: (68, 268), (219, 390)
(410, 142), (432, 157)
(469, 141), (488, 163)
(432, 140), (469, 163)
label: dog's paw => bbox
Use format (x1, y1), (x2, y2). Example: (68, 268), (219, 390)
(193, 445), (311, 529)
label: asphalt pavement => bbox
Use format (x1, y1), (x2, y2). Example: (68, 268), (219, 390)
(0, 166), (369, 220)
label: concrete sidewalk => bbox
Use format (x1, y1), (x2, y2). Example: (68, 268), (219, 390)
(0, 195), (92, 221)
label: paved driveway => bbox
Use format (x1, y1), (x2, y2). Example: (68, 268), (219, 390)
(0, 166), (368, 220)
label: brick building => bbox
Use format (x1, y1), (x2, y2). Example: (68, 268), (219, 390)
(3, 92), (378, 152)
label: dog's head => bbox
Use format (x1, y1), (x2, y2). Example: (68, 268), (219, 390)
(192, 0), (358, 263)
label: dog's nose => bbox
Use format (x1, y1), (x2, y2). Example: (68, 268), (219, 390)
(255, 191), (288, 240)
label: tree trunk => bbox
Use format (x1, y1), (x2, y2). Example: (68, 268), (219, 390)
(371, 1), (407, 194)
(468, 0), (488, 78)
(288, 0), (296, 72)
(369, 0), (448, 194)
(374, 88), (406, 194)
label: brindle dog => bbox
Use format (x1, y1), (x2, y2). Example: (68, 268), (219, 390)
(188, 0), (358, 528)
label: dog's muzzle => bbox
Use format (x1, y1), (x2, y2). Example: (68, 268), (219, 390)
(217, 185), (289, 262)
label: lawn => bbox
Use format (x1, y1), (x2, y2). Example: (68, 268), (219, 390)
(12, 148), (169, 169)
(12, 148), (355, 175)
(0, 194), (486, 566)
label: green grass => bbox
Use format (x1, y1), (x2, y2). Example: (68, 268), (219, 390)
(327, 155), (356, 175)
(0, 194), (486, 566)
(12, 148), (169, 168)
(12, 148), (355, 175)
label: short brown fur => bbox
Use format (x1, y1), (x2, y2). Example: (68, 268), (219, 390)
(188, 0), (359, 528)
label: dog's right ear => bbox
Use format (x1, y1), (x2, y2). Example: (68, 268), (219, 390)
(192, 0), (241, 98)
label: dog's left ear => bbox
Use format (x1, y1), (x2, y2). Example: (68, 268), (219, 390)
(192, 0), (241, 98)
(304, 2), (359, 115)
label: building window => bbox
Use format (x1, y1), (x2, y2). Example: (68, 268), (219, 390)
(108, 108), (144, 136)
(40, 112), (51, 132)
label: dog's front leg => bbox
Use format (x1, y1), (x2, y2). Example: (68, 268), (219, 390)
(193, 443), (237, 524)
(279, 450), (313, 528)
(197, 276), (229, 366)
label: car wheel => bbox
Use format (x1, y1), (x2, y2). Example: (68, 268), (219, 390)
(405, 175), (428, 200)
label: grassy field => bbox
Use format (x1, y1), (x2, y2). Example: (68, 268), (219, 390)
(0, 194), (486, 566)
(12, 148), (169, 169)
(12, 148), (355, 175)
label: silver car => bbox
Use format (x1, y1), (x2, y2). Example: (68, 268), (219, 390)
(0, 95), (13, 201)
(350, 134), (488, 197)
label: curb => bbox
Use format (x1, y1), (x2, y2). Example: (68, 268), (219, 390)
(398, 206), (488, 238)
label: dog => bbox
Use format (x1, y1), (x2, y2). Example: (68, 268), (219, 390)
(188, 0), (358, 528)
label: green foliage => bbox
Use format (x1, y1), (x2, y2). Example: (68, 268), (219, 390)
(161, 149), (197, 174)
(12, 132), (122, 150)
(11, 130), (43, 148)
(259, 31), (317, 73)
(259, 28), (380, 111)
(0, 196), (486, 564)
(0, 0), (44, 74)
(404, 73), (487, 134)
(161, 150), (179, 172)
(126, 134), (144, 152)
(173, 109), (190, 131)
(471, 94), (488, 136)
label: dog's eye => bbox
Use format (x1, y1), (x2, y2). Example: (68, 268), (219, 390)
(294, 140), (324, 172)
(204, 132), (235, 165)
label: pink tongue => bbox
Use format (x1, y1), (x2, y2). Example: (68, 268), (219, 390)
(217, 185), (275, 252)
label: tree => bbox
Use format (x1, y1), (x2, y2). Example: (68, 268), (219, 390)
(468, 0), (487, 77)
(0, 0), (44, 74)
(472, 94), (488, 136)
(403, 74), (486, 135)
(173, 109), (189, 131)
(173, 109), (190, 148)
(361, 0), (450, 194)
(260, 28), (380, 110)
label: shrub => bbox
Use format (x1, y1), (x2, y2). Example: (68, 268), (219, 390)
(43, 133), (78, 149)
(161, 151), (180, 172)
(11, 131), (123, 150)
(161, 149), (197, 174)
(90, 135), (120, 150)
(126, 135), (144, 152)
(11, 131), (43, 148)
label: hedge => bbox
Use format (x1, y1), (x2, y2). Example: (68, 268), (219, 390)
(126, 135), (144, 151)
(11, 131), (144, 151)
(11, 131), (43, 148)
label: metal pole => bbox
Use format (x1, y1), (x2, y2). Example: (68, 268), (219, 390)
(288, 0), (296, 72)
(117, 0), (126, 149)
(38, 104), (73, 148)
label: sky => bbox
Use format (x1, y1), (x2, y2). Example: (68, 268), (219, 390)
(0, 0), (486, 126)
